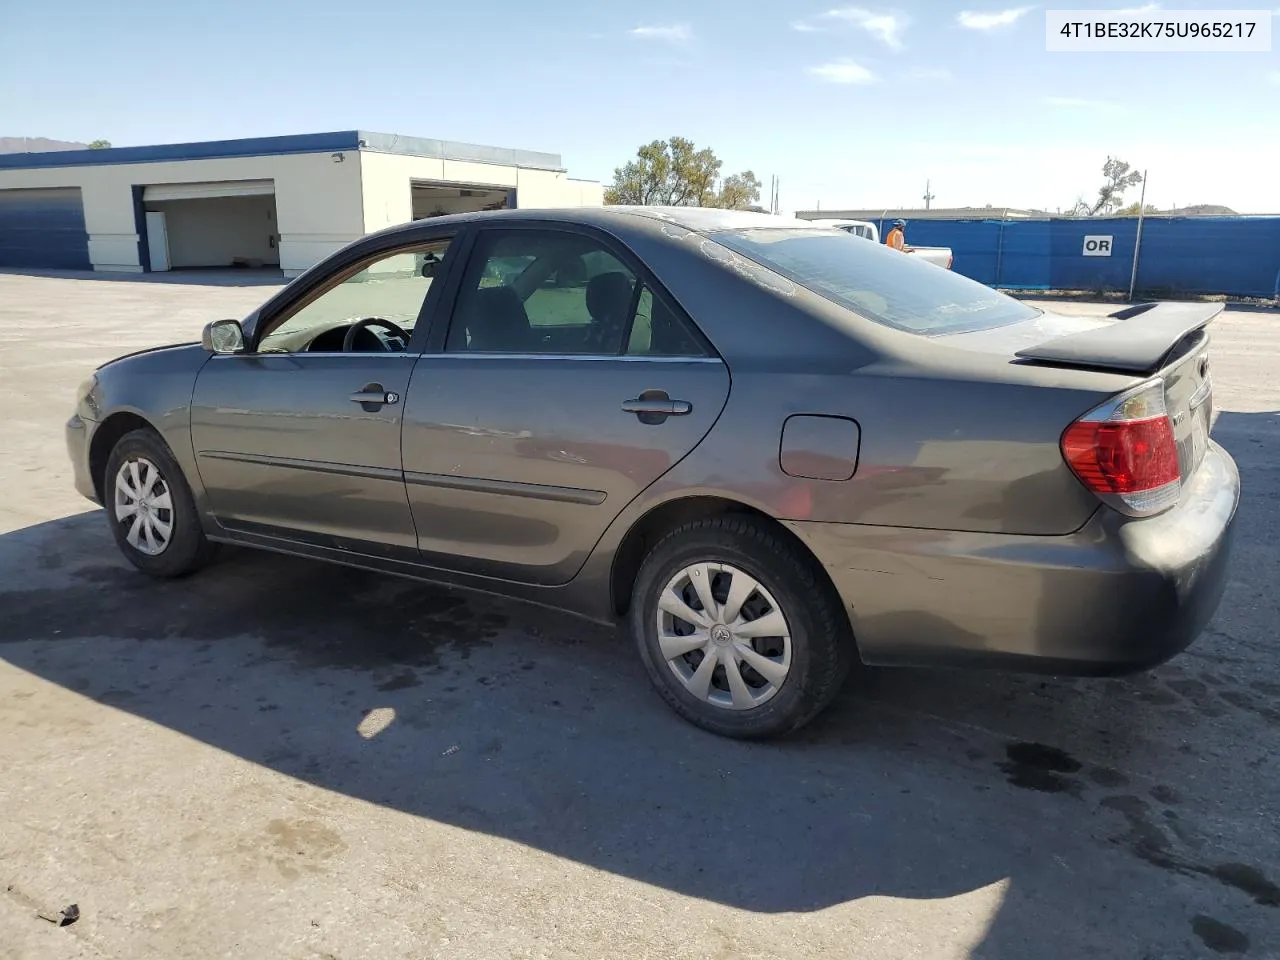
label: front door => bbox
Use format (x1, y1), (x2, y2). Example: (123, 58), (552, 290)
(190, 239), (454, 556)
(401, 225), (731, 585)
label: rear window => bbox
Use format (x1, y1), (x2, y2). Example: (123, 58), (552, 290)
(709, 228), (1040, 336)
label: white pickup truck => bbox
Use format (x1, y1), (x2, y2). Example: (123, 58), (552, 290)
(807, 218), (954, 269)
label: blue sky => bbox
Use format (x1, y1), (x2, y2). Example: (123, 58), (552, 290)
(3, 0), (1278, 212)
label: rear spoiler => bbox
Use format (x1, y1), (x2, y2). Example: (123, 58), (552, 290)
(1014, 302), (1224, 375)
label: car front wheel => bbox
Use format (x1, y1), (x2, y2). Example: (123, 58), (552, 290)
(104, 428), (217, 578)
(630, 515), (854, 739)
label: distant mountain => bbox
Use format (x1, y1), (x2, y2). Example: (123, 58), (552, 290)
(1175, 204), (1238, 216)
(0, 137), (89, 154)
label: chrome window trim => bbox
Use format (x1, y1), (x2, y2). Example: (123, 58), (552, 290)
(417, 353), (723, 364)
(211, 352), (419, 360)
(213, 351), (722, 363)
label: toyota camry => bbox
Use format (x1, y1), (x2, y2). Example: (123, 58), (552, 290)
(66, 207), (1239, 738)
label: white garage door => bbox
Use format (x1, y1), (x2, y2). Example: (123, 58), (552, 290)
(143, 179), (274, 202)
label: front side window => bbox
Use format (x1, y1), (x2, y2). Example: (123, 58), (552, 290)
(710, 228), (1039, 336)
(258, 239), (451, 353)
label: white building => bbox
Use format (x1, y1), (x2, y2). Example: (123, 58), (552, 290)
(0, 131), (603, 277)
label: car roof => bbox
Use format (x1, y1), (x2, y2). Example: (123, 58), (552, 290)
(365, 205), (824, 242)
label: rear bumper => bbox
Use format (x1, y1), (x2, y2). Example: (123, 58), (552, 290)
(66, 414), (100, 505)
(785, 441), (1239, 675)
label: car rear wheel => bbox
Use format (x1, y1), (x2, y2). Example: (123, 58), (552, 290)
(630, 515), (854, 739)
(105, 428), (217, 578)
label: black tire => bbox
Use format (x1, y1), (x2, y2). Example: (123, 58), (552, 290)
(103, 428), (218, 578)
(630, 515), (855, 739)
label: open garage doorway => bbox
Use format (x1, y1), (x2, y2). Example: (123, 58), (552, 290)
(411, 181), (511, 220)
(142, 180), (280, 275)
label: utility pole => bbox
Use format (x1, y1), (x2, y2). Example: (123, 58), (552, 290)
(1127, 170), (1148, 302)
(923, 179), (935, 210)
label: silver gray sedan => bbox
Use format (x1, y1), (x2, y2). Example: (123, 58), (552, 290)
(66, 207), (1239, 738)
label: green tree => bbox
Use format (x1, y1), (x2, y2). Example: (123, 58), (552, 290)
(1089, 156), (1143, 215)
(605, 137), (760, 209)
(711, 170), (763, 211)
(1118, 201), (1159, 216)
(87, 139), (111, 149)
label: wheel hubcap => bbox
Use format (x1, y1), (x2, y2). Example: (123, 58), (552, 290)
(655, 562), (792, 711)
(113, 457), (173, 556)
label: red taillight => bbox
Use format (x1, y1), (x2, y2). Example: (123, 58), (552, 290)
(1062, 380), (1181, 515)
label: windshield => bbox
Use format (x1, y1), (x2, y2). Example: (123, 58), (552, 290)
(709, 228), (1040, 336)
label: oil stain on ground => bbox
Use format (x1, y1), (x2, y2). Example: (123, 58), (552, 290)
(1190, 915), (1250, 954)
(1208, 863), (1280, 908)
(998, 742), (1083, 797)
(1102, 793), (1280, 909)
(997, 742), (1280, 918)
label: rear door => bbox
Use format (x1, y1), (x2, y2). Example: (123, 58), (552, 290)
(401, 224), (730, 585)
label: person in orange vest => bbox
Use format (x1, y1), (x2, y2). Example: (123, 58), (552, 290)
(885, 218), (909, 251)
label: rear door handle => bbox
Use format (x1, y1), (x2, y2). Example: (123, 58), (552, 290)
(621, 399), (692, 416)
(349, 382), (399, 406)
(622, 390), (692, 424)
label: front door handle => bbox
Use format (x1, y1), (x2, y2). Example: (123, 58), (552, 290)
(349, 382), (399, 407)
(622, 390), (692, 424)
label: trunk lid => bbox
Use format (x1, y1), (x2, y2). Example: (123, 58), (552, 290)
(943, 302), (1219, 488)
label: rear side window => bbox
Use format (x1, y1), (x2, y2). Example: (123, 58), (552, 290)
(445, 229), (708, 357)
(709, 228), (1039, 336)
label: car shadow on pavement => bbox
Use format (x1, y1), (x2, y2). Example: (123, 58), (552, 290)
(2, 412), (1277, 957)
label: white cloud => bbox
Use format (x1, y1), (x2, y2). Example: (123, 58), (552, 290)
(630, 23), (692, 43)
(1044, 95), (1122, 110)
(909, 66), (953, 80)
(791, 7), (908, 48)
(1269, 70), (1280, 84)
(956, 6), (1034, 29)
(807, 60), (878, 84)
(1109, 3), (1160, 13)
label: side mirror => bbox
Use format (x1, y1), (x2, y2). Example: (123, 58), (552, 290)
(202, 319), (245, 354)
(420, 252), (441, 278)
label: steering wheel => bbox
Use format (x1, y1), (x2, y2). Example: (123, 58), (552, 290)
(342, 317), (411, 352)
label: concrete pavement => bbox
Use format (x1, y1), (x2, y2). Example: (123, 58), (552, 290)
(1, 271), (1277, 958)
